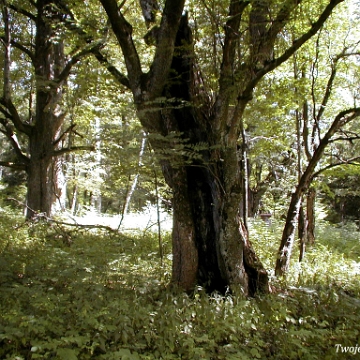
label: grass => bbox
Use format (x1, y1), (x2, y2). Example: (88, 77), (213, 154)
(0, 210), (360, 359)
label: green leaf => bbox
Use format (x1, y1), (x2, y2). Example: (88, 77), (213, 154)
(56, 348), (78, 360)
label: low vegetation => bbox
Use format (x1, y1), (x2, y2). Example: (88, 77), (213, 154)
(0, 209), (359, 359)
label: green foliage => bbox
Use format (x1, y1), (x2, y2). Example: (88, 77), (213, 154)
(1, 214), (360, 359)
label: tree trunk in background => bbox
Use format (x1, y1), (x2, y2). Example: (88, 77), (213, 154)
(240, 119), (249, 231)
(306, 188), (316, 245)
(298, 188), (316, 261)
(0, 1), (95, 220)
(26, 7), (65, 219)
(119, 131), (147, 227)
(298, 203), (307, 262)
(275, 190), (302, 276)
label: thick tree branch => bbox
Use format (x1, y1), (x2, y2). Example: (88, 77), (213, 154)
(312, 156), (360, 179)
(92, 47), (130, 89)
(0, 98), (32, 136)
(53, 2), (131, 90)
(99, 0), (143, 97)
(0, 104), (11, 119)
(250, 0), (301, 65)
(8, 3), (36, 21)
(245, 0), (345, 94)
(52, 145), (95, 157)
(147, 0), (186, 97)
(55, 42), (104, 87)
(267, 0), (301, 41)
(0, 119), (30, 165)
(0, 161), (27, 170)
(53, 123), (77, 146)
(139, 0), (159, 28)
(8, 39), (35, 62)
(300, 107), (360, 186)
(223, 1), (250, 69)
(330, 136), (360, 143)
(214, 1), (250, 136)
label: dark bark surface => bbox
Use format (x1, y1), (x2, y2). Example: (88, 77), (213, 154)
(25, 2), (65, 218)
(306, 188), (316, 245)
(155, 14), (268, 295)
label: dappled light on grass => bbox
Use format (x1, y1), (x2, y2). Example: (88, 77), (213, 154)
(0, 215), (360, 359)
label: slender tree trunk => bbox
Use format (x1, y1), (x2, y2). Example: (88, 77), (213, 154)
(70, 183), (78, 215)
(298, 203), (307, 262)
(295, 105), (307, 262)
(240, 118), (249, 230)
(154, 167), (163, 265)
(119, 131), (147, 227)
(306, 188), (316, 245)
(52, 157), (66, 212)
(275, 108), (358, 276)
(275, 190), (302, 276)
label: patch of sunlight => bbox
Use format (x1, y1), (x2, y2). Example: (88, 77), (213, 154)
(61, 204), (173, 233)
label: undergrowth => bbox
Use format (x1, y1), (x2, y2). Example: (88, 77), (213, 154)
(0, 210), (360, 359)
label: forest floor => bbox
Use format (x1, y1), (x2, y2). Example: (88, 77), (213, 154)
(0, 209), (360, 359)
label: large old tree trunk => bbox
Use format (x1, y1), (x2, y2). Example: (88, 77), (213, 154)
(152, 15), (268, 295)
(25, 3), (65, 219)
(99, 0), (344, 294)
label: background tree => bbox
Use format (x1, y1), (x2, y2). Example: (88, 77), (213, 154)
(0, 0), (96, 219)
(275, 5), (360, 275)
